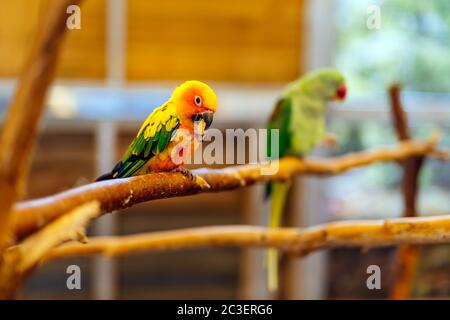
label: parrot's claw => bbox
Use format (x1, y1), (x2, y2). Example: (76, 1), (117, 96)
(172, 167), (210, 189)
(172, 167), (194, 180)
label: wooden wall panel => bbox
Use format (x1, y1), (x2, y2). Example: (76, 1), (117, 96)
(0, 1), (40, 77)
(56, 0), (106, 78)
(26, 131), (95, 199)
(0, 0), (305, 82)
(127, 0), (304, 82)
(0, 0), (106, 79)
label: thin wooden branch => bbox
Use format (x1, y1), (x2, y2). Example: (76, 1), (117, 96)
(390, 83), (423, 216)
(0, 201), (100, 299)
(44, 214), (450, 262)
(10, 137), (446, 242)
(0, 0), (82, 252)
(390, 245), (420, 299)
(13, 201), (100, 273)
(389, 84), (410, 140)
(388, 83), (423, 299)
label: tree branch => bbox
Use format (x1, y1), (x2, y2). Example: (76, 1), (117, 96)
(389, 84), (410, 141)
(13, 201), (100, 273)
(0, 201), (100, 299)
(10, 136), (446, 242)
(389, 83), (423, 299)
(44, 214), (450, 262)
(0, 0), (83, 252)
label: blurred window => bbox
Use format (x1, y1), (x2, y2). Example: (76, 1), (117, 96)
(326, 0), (450, 220)
(336, 0), (450, 97)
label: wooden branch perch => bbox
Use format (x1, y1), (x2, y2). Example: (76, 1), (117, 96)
(0, 201), (100, 299)
(389, 83), (423, 299)
(390, 84), (423, 216)
(389, 84), (410, 141)
(0, 0), (82, 251)
(0, 0), (83, 299)
(10, 136), (446, 242)
(44, 214), (450, 262)
(11, 201), (100, 273)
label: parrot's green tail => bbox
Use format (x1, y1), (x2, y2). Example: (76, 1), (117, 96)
(266, 182), (289, 292)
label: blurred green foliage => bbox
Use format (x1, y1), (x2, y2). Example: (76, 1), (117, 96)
(336, 0), (450, 95)
(331, 2), (449, 296)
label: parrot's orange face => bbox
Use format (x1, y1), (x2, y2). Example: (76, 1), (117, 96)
(172, 80), (217, 129)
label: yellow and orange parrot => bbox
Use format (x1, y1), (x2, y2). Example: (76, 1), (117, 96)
(96, 81), (217, 181)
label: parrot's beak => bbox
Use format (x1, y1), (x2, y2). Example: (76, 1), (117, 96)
(192, 111), (214, 129)
(201, 111), (214, 129)
(335, 83), (347, 101)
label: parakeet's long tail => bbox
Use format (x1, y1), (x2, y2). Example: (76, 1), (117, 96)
(266, 182), (289, 292)
(95, 160), (123, 181)
(95, 172), (114, 181)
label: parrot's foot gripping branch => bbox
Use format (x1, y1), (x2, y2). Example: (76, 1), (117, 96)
(171, 167), (211, 189)
(171, 166), (194, 180)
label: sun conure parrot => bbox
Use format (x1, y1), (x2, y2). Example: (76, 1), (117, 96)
(265, 69), (347, 292)
(96, 80), (217, 181)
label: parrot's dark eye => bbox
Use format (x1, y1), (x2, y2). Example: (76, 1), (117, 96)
(194, 96), (202, 107)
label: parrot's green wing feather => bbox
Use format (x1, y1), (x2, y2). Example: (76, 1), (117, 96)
(267, 98), (292, 159)
(156, 126), (172, 153)
(112, 104), (180, 178)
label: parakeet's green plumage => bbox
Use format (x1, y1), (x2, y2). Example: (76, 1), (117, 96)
(265, 69), (346, 291)
(104, 104), (180, 179)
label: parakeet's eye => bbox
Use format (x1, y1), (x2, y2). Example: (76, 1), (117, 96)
(194, 96), (202, 107)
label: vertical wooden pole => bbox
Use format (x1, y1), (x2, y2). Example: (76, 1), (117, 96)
(388, 84), (423, 300)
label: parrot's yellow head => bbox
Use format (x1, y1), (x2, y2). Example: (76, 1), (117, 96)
(172, 80), (217, 129)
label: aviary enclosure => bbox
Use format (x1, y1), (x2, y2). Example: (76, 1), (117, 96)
(0, 0), (448, 301)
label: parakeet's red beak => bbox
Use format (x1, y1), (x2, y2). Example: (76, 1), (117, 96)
(335, 84), (347, 101)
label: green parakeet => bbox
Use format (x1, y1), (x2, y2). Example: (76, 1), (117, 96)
(265, 69), (347, 291)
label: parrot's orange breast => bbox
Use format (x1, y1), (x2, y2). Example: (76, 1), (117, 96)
(135, 127), (201, 175)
